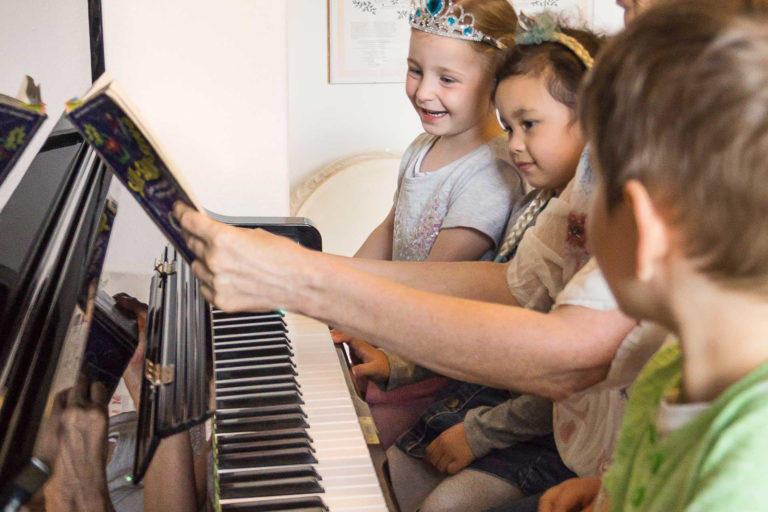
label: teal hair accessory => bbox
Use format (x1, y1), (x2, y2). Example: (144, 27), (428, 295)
(514, 11), (594, 68)
(515, 11), (559, 45)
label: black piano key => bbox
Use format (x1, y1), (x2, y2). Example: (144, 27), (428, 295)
(220, 496), (328, 512)
(218, 464), (319, 483)
(214, 333), (291, 345)
(216, 375), (297, 390)
(213, 313), (284, 325)
(220, 473), (323, 500)
(217, 404), (306, 422)
(214, 336), (291, 349)
(216, 363), (297, 380)
(216, 381), (300, 397)
(214, 319), (287, 334)
(218, 437), (314, 456)
(217, 446), (317, 469)
(215, 344), (293, 360)
(212, 309), (283, 319)
(215, 319), (286, 332)
(215, 428), (312, 446)
(215, 355), (296, 369)
(215, 413), (309, 433)
(216, 390), (304, 409)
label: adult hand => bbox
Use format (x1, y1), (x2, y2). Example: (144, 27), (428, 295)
(174, 202), (308, 313)
(44, 378), (114, 512)
(425, 422), (475, 475)
(538, 476), (602, 512)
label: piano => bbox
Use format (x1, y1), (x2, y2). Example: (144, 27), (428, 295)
(0, 117), (397, 511)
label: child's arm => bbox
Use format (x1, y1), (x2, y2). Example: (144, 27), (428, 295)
(426, 227), (494, 261)
(353, 207), (395, 260)
(425, 395), (553, 474)
(463, 394), (552, 455)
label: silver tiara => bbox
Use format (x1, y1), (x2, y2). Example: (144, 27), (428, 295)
(409, 0), (507, 49)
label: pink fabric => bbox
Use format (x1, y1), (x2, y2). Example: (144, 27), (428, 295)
(364, 376), (450, 448)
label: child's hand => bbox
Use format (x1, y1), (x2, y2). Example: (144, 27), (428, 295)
(330, 328), (353, 344)
(538, 476), (601, 512)
(345, 338), (390, 383)
(425, 422), (475, 475)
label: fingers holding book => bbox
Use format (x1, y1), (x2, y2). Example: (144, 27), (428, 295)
(174, 201), (306, 314)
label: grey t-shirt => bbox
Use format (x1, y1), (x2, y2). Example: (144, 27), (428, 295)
(392, 133), (523, 262)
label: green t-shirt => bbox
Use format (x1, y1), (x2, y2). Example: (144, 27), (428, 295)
(603, 342), (768, 511)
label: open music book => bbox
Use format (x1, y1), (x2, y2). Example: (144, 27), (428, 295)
(0, 77), (46, 187)
(66, 74), (203, 263)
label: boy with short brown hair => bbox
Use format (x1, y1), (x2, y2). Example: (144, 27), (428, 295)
(545, 1), (768, 510)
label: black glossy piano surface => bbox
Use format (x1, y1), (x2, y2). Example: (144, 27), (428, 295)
(0, 119), (394, 511)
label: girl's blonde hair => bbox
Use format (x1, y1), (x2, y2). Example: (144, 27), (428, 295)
(455, 0), (518, 69)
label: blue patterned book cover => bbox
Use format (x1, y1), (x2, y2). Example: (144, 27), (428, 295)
(66, 79), (201, 263)
(0, 101), (46, 187)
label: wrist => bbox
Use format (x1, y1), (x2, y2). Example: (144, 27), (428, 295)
(76, 487), (113, 512)
(299, 251), (342, 320)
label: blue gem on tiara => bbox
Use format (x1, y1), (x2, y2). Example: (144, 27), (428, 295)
(426, 0), (443, 15)
(408, 0), (506, 49)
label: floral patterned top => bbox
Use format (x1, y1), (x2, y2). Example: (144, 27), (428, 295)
(391, 133), (523, 262)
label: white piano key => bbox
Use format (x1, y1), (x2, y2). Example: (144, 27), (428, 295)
(215, 312), (389, 511)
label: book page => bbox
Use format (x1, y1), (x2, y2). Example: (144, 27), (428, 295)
(68, 93), (199, 263)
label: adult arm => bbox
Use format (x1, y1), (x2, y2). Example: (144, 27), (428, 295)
(143, 432), (199, 512)
(338, 256), (515, 305)
(42, 381), (115, 512)
(115, 294), (205, 512)
(176, 204), (633, 400)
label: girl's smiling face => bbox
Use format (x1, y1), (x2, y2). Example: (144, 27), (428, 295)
(405, 30), (496, 144)
(495, 72), (585, 193)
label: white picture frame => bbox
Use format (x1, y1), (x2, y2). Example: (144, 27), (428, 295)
(512, 0), (593, 26)
(327, 0), (601, 85)
(328, 0), (411, 84)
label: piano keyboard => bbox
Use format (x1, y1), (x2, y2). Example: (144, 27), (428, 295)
(212, 310), (390, 512)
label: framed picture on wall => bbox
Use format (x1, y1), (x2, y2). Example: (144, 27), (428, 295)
(328, 0), (411, 84)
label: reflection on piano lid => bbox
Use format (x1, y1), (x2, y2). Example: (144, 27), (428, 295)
(0, 115), (115, 501)
(0, 115), (395, 510)
(84, 289), (140, 398)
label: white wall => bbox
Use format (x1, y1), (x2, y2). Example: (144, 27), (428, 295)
(286, 0), (623, 190)
(1, 0), (624, 290)
(102, 0), (289, 217)
(286, 0), (421, 190)
(98, 0), (290, 282)
(0, 0), (92, 212)
(592, 0), (625, 33)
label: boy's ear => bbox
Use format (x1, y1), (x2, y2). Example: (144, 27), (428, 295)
(624, 180), (669, 282)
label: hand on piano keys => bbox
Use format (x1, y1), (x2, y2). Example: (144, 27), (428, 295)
(330, 330), (390, 398)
